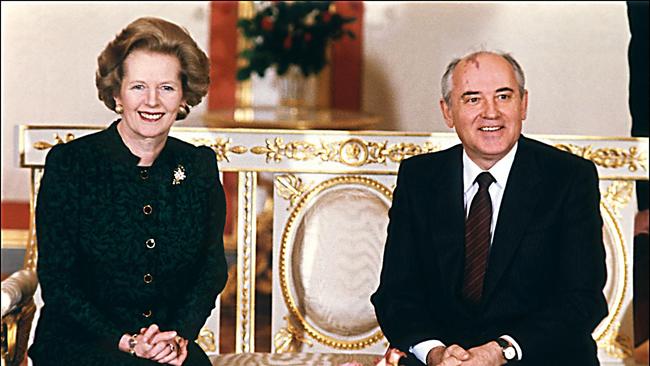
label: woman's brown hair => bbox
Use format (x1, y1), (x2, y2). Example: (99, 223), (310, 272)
(95, 17), (210, 120)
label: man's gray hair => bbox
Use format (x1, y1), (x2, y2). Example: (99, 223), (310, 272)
(441, 50), (526, 105)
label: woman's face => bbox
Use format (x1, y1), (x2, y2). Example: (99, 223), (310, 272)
(114, 50), (184, 141)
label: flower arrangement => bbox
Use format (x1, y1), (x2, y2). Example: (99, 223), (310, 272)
(236, 1), (356, 81)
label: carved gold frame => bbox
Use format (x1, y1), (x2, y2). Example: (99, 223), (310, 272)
(278, 175), (392, 350)
(22, 126), (647, 181)
(593, 181), (634, 358)
(236, 172), (257, 353)
(596, 200), (627, 341)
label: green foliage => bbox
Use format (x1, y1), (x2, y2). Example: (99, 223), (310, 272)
(236, 1), (356, 81)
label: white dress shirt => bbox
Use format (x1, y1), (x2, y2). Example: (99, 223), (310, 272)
(410, 143), (523, 363)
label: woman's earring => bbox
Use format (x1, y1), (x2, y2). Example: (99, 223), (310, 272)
(177, 104), (189, 119)
(115, 105), (124, 114)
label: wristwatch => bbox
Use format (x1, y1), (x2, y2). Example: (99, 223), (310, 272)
(495, 338), (517, 362)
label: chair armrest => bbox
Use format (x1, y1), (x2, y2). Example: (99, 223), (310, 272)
(1, 269), (38, 366)
(1, 269), (38, 317)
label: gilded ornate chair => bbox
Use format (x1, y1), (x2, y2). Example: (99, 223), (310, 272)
(1, 269), (37, 366)
(2, 125), (647, 366)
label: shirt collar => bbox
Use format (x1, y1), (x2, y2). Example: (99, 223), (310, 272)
(463, 142), (518, 193)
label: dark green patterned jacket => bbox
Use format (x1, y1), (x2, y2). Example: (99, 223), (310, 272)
(29, 121), (227, 364)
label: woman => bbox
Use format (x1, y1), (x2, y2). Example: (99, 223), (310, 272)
(28, 17), (227, 366)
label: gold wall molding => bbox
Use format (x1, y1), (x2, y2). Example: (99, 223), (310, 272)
(251, 137), (439, 166)
(555, 144), (647, 172)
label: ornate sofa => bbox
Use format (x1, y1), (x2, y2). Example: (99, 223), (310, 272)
(2, 125), (647, 366)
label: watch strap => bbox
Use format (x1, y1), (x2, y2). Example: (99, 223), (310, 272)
(495, 337), (517, 361)
(495, 337), (510, 348)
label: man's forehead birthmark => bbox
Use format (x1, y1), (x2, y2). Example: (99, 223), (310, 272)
(465, 56), (481, 69)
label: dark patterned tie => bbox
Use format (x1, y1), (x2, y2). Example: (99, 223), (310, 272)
(462, 172), (495, 303)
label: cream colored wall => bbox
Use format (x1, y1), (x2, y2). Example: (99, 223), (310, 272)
(1, 2), (635, 202)
(363, 2), (632, 134)
(1, 2), (210, 201)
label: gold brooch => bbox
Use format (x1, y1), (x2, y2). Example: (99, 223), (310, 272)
(172, 164), (186, 185)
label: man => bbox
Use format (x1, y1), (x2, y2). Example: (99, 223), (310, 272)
(371, 51), (608, 366)
(627, 1), (649, 358)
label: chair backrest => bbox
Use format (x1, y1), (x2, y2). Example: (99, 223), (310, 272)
(18, 125), (649, 362)
(271, 172), (394, 354)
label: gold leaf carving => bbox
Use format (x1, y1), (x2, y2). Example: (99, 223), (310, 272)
(275, 174), (311, 209)
(555, 144), (648, 172)
(273, 327), (294, 354)
(602, 181), (634, 218)
(196, 328), (216, 353)
(251, 137), (439, 166)
(237, 172), (254, 353)
(339, 138), (370, 166)
(273, 316), (312, 353)
(190, 137), (247, 162)
(252, 138), (327, 163)
(379, 141), (439, 164)
(33, 133), (76, 150)
(231, 145), (248, 154)
(597, 322), (634, 359)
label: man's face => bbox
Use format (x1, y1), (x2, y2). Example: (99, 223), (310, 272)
(440, 53), (528, 170)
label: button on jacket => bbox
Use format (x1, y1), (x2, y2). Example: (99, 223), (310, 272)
(29, 120), (228, 365)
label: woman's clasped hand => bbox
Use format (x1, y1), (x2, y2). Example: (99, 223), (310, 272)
(119, 324), (189, 365)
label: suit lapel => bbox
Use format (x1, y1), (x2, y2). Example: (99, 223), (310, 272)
(482, 137), (542, 303)
(432, 146), (466, 295)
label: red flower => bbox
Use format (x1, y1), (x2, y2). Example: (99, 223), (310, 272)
(283, 35), (292, 49)
(261, 16), (274, 31)
(322, 11), (331, 23)
(304, 32), (312, 42)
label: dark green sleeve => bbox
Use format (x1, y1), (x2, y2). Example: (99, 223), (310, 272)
(169, 147), (228, 340)
(36, 145), (123, 347)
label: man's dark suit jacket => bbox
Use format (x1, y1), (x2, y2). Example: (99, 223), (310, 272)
(371, 136), (608, 366)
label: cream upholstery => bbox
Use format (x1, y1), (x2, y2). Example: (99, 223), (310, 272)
(271, 175), (393, 354)
(292, 187), (387, 336)
(1, 270), (37, 319)
(2, 125), (647, 366)
(211, 352), (380, 366)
